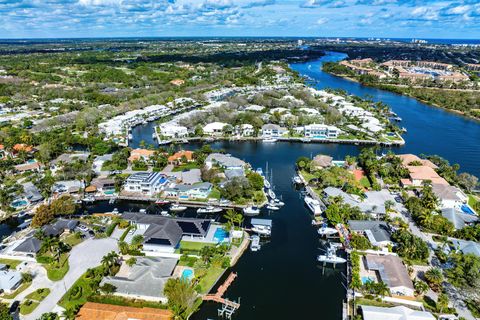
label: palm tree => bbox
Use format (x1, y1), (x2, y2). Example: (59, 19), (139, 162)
(375, 281), (390, 298)
(223, 209), (237, 230)
(101, 251), (119, 274)
(425, 267), (443, 290)
(414, 279), (429, 296)
(118, 241), (129, 255)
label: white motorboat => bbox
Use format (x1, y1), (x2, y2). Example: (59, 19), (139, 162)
(111, 208), (119, 215)
(82, 196), (95, 203)
(128, 134), (133, 140)
(266, 204), (279, 211)
(139, 208), (147, 214)
(268, 189), (276, 199)
(160, 211), (171, 217)
(292, 175), (303, 184)
(250, 235), (261, 251)
(317, 247), (346, 264)
(255, 168), (264, 177)
(170, 204), (187, 212)
(243, 206), (260, 216)
(304, 196), (322, 215)
(317, 224), (338, 236)
(264, 179), (271, 189)
(272, 199), (284, 207)
(197, 206), (223, 214)
(262, 137), (278, 143)
(251, 225), (271, 236)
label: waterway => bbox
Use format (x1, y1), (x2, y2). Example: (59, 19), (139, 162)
(116, 52), (480, 319)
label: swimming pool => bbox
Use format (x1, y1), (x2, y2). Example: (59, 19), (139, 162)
(11, 199), (28, 208)
(361, 276), (375, 284)
(213, 227), (229, 243)
(461, 204), (476, 215)
(104, 190), (115, 195)
(181, 269), (194, 281)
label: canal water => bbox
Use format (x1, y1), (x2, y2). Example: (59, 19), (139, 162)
(114, 52), (480, 319)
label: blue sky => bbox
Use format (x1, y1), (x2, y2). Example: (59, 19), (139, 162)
(0, 0), (479, 39)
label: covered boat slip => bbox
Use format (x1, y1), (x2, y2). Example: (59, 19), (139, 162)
(250, 218), (272, 228)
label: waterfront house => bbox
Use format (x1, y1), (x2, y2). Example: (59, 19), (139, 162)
(0, 269), (22, 293)
(163, 182), (212, 200)
(22, 182), (43, 204)
(441, 207), (478, 230)
(122, 212), (213, 254)
(397, 154), (437, 168)
(261, 124), (287, 138)
(431, 184), (468, 209)
(128, 149), (155, 163)
(450, 239), (480, 257)
(303, 124), (340, 139)
(158, 123), (188, 138)
(101, 256), (178, 302)
(312, 154), (333, 169)
(348, 220), (392, 247)
(167, 150), (193, 165)
(90, 177), (116, 194)
(401, 166), (449, 187)
(360, 305), (435, 320)
(362, 254), (415, 297)
(12, 237), (42, 257)
(52, 180), (84, 195)
(124, 172), (169, 196)
(205, 153), (246, 170)
(76, 302), (172, 320)
(323, 187), (386, 217)
(238, 124), (254, 137)
(203, 122), (228, 136)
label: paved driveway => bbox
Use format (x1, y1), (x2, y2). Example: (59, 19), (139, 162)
(22, 238), (118, 320)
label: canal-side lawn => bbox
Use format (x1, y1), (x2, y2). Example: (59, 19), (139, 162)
(468, 194), (478, 209)
(0, 258), (22, 269)
(177, 241), (215, 254)
(196, 266), (225, 294)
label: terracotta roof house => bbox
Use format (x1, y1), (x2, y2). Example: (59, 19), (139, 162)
(12, 144), (35, 154)
(14, 161), (41, 173)
(397, 154), (437, 169)
(76, 302), (172, 320)
(312, 155), (333, 169)
(128, 149), (155, 163)
(169, 79), (185, 86)
(403, 166), (448, 187)
(168, 150), (193, 164)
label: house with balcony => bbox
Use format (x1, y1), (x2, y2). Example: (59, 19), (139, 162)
(261, 124), (287, 138)
(124, 172), (170, 196)
(303, 124), (340, 139)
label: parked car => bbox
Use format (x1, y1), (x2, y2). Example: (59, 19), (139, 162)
(9, 300), (19, 314)
(77, 225), (89, 232)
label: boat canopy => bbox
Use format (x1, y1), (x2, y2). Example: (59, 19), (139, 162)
(251, 218), (272, 227)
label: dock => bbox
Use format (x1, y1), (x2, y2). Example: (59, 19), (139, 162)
(203, 272), (240, 318)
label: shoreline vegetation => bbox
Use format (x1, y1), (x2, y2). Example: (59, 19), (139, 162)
(322, 62), (480, 121)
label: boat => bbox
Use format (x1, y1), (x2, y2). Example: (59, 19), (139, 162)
(152, 133), (156, 139)
(250, 235), (261, 251)
(108, 198), (116, 204)
(272, 199), (284, 207)
(251, 224), (271, 236)
(268, 189), (276, 199)
(170, 204), (187, 212)
(243, 206), (260, 216)
(266, 204), (279, 211)
(262, 137), (278, 143)
(317, 224), (338, 236)
(292, 175), (303, 184)
(317, 246), (346, 264)
(304, 196), (322, 215)
(155, 199), (170, 205)
(264, 179), (271, 189)
(160, 211), (171, 217)
(197, 206), (223, 214)
(82, 196), (95, 203)
(112, 208), (119, 215)
(128, 134), (133, 140)
(255, 168), (264, 176)
(139, 208), (147, 214)
(401, 127), (407, 133)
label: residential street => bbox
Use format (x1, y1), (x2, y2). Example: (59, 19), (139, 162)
(21, 238), (118, 320)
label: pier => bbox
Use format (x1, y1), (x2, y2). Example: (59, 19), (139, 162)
(203, 272), (240, 318)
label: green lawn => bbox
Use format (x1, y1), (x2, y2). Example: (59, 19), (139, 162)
(19, 300), (39, 315)
(468, 195), (478, 208)
(172, 163), (200, 172)
(179, 241), (215, 252)
(63, 234), (83, 247)
(58, 270), (97, 310)
(0, 258), (22, 269)
(355, 297), (394, 308)
(208, 188), (221, 200)
(45, 254), (70, 281)
(299, 170), (316, 183)
(2, 281), (32, 299)
(360, 177), (371, 188)
(196, 266), (225, 294)
(25, 288), (50, 301)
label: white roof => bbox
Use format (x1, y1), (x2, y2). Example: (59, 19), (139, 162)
(361, 305), (435, 320)
(203, 122), (227, 131)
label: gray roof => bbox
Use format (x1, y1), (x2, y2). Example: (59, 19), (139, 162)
(225, 168), (245, 180)
(166, 169), (202, 185)
(42, 219), (79, 237)
(22, 182), (43, 203)
(251, 218), (272, 227)
(432, 184), (464, 201)
(364, 254), (413, 290)
(206, 153), (246, 168)
(122, 213), (211, 247)
(348, 220), (392, 243)
(52, 153), (90, 165)
(441, 208), (478, 230)
(101, 256), (177, 299)
(451, 239), (480, 257)
(13, 237), (41, 253)
(261, 123), (286, 131)
(361, 305), (435, 320)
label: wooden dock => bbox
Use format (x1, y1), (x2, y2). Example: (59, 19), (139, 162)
(203, 272), (240, 318)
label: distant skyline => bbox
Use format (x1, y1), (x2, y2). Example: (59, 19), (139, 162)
(1, 0), (479, 39)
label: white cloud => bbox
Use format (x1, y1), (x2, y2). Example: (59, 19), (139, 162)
(448, 5), (470, 15)
(78, 0), (121, 6)
(316, 17), (328, 25)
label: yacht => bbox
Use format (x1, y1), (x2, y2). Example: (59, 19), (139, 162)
(111, 208), (119, 215)
(250, 235), (261, 251)
(264, 179), (271, 189)
(317, 247), (346, 264)
(268, 189), (276, 199)
(170, 204), (187, 212)
(160, 211), (171, 217)
(155, 199), (170, 205)
(262, 137), (278, 143)
(317, 224), (338, 236)
(251, 225), (271, 236)
(272, 199), (284, 207)
(292, 175), (303, 184)
(197, 206), (223, 214)
(128, 134), (133, 140)
(243, 206), (260, 216)
(82, 196), (95, 203)
(266, 204), (279, 211)
(304, 196), (322, 215)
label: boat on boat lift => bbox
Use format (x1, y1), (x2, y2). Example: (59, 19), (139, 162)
(197, 206), (223, 214)
(266, 204), (279, 211)
(317, 246), (346, 264)
(271, 199), (284, 207)
(262, 137), (278, 143)
(292, 175), (303, 184)
(264, 178), (271, 189)
(304, 196), (322, 215)
(170, 203), (187, 212)
(160, 211), (171, 217)
(317, 223), (338, 236)
(243, 206), (260, 216)
(250, 235), (261, 251)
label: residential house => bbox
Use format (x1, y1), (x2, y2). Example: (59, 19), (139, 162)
(22, 182), (43, 204)
(165, 169), (202, 185)
(14, 160), (42, 173)
(12, 144), (35, 157)
(441, 207), (478, 230)
(12, 237), (42, 257)
(90, 178), (116, 194)
(128, 149), (155, 163)
(101, 256), (178, 302)
(238, 124), (254, 137)
(167, 150), (193, 165)
(312, 154), (333, 169)
(348, 220), (392, 247)
(76, 302), (172, 320)
(401, 166), (448, 187)
(360, 305), (435, 320)
(124, 172), (169, 196)
(0, 269), (22, 293)
(52, 180), (84, 195)
(432, 184), (468, 209)
(51, 153), (90, 170)
(42, 219), (79, 237)
(303, 124), (340, 139)
(203, 122), (228, 135)
(122, 213), (212, 253)
(158, 124), (188, 138)
(164, 182), (212, 200)
(397, 154), (437, 168)
(451, 239), (480, 257)
(363, 254), (415, 296)
(261, 124), (287, 138)
(205, 153), (246, 170)
(323, 187), (386, 217)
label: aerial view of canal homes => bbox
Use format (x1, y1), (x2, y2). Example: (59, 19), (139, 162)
(0, 38), (479, 320)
